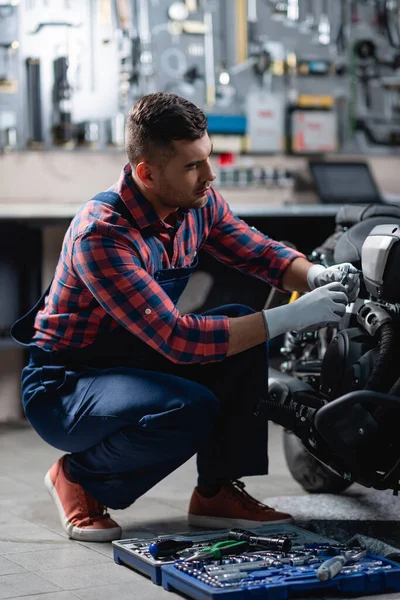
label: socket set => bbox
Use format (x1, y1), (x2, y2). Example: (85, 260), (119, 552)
(112, 524), (337, 585)
(162, 550), (400, 600)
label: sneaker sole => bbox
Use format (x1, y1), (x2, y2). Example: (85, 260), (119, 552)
(188, 514), (293, 529)
(44, 470), (121, 543)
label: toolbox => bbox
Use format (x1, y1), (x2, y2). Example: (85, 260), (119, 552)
(113, 524), (400, 598)
(161, 552), (400, 600)
(112, 524), (338, 585)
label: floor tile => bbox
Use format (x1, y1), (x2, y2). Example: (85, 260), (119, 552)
(13, 594), (79, 600)
(0, 556), (25, 577)
(7, 545), (110, 572)
(0, 571), (61, 599)
(73, 581), (172, 600)
(37, 560), (137, 590)
(0, 522), (71, 555)
(75, 540), (115, 559)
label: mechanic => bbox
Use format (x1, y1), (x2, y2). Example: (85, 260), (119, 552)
(11, 92), (360, 542)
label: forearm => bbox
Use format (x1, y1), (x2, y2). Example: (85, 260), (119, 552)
(226, 312), (267, 357)
(225, 258), (314, 357)
(281, 257), (313, 292)
(226, 278), (349, 357)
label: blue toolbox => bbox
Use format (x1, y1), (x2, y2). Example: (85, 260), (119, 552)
(112, 524), (338, 585)
(161, 548), (400, 600)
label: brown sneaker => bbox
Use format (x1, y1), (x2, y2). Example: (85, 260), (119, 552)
(44, 456), (121, 542)
(188, 480), (293, 529)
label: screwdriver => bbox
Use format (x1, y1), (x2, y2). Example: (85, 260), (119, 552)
(148, 538), (194, 558)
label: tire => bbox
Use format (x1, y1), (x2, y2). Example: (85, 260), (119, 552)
(283, 430), (352, 494)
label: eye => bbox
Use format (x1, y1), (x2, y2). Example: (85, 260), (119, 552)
(188, 165), (198, 170)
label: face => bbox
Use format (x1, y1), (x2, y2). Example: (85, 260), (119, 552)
(135, 133), (216, 218)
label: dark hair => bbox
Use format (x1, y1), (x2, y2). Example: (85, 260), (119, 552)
(125, 92), (208, 166)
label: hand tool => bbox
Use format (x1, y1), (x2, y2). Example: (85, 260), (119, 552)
(228, 528), (292, 552)
(316, 549), (367, 581)
(26, 58), (43, 145)
(340, 264), (351, 286)
(148, 538), (194, 558)
(340, 266), (362, 288)
(185, 540), (248, 562)
(204, 558), (278, 575)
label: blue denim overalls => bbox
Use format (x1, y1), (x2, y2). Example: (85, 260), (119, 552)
(11, 191), (269, 509)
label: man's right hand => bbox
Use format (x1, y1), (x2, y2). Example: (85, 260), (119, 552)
(263, 282), (349, 340)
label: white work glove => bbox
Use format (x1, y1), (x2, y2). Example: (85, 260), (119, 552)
(263, 282), (348, 340)
(307, 262), (360, 303)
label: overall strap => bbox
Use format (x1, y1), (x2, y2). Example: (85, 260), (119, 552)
(92, 191), (135, 226)
(92, 191), (163, 272)
(192, 207), (204, 251)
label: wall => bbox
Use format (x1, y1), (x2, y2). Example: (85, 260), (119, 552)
(1, 0), (398, 153)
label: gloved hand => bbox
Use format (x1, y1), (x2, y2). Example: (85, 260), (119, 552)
(307, 263), (360, 303)
(263, 282), (348, 340)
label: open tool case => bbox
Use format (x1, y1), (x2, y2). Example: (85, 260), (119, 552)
(161, 552), (400, 600)
(113, 524), (400, 598)
(112, 524), (337, 584)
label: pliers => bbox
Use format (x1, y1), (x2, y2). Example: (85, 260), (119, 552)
(185, 540), (248, 562)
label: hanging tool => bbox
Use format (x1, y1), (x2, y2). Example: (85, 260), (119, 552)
(30, 22), (80, 35)
(26, 57), (43, 145)
(185, 540), (248, 562)
(317, 549), (367, 581)
(203, 8), (216, 108)
(0, 42), (18, 93)
(299, 0), (317, 34)
(52, 56), (74, 146)
(148, 538), (194, 558)
(317, 0), (331, 45)
(228, 529), (292, 552)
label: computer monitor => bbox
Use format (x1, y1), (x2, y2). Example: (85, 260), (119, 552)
(309, 161), (383, 204)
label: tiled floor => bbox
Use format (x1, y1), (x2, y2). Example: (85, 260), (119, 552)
(0, 421), (399, 600)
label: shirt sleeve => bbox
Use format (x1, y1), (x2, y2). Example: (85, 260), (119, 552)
(72, 231), (229, 365)
(203, 188), (305, 291)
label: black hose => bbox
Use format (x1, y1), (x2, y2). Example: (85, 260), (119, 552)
(365, 323), (394, 392)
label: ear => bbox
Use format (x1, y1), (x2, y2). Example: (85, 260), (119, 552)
(136, 161), (155, 189)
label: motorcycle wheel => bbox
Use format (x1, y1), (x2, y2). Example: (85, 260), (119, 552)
(283, 430), (352, 494)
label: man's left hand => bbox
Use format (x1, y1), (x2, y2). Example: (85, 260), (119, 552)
(307, 262), (360, 303)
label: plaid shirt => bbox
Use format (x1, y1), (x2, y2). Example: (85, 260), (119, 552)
(33, 163), (304, 364)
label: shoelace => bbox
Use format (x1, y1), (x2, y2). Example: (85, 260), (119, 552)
(76, 488), (110, 526)
(226, 480), (275, 513)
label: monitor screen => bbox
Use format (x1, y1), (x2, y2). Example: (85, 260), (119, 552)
(309, 162), (382, 204)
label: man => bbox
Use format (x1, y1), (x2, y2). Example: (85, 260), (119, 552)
(12, 92), (359, 542)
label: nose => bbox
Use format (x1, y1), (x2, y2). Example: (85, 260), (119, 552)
(203, 159), (216, 183)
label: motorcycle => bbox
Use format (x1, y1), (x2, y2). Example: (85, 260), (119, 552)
(265, 203), (400, 496)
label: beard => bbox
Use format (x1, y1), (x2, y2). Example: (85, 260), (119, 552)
(157, 171), (206, 211)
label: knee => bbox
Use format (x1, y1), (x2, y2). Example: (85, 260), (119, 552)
(176, 387), (219, 449)
(187, 386), (220, 431)
(172, 382), (220, 437)
(138, 383), (220, 444)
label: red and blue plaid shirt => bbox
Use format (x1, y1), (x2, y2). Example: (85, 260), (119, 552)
(33, 163), (304, 364)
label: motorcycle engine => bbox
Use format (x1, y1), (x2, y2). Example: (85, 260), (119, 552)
(320, 224), (400, 401)
(278, 225), (400, 492)
(319, 327), (376, 400)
